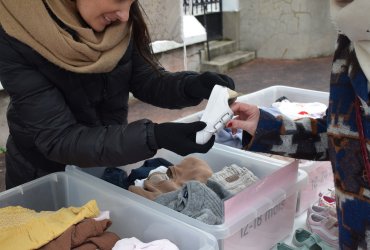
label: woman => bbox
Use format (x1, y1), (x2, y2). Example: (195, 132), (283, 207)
(0, 0), (235, 189)
(227, 0), (370, 248)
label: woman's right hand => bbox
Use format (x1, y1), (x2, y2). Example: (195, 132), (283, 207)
(153, 121), (214, 156)
(226, 102), (260, 136)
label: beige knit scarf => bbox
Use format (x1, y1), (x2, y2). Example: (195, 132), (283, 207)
(330, 0), (370, 81)
(0, 0), (130, 73)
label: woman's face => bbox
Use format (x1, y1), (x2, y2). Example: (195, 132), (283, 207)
(76, 0), (135, 32)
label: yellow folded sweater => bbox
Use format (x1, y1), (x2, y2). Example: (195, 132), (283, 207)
(0, 200), (100, 250)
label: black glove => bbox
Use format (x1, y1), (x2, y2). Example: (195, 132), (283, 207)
(184, 71), (235, 100)
(153, 121), (215, 156)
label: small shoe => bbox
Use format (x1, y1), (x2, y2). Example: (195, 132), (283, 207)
(307, 205), (337, 218)
(293, 228), (335, 250)
(292, 228), (314, 247)
(292, 228), (325, 248)
(327, 187), (336, 198)
(306, 213), (339, 248)
(273, 242), (296, 250)
(196, 85), (238, 144)
(318, 192), (336, 208)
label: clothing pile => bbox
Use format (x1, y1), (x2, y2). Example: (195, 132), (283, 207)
(261, 96), (327, 120)
(0, 200), (179, 250)
(101, 157), (259, 225)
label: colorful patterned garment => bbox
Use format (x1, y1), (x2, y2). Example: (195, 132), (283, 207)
(243, 34), (370, 249)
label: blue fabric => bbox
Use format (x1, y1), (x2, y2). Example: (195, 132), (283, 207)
(338, 197), (370, 248)
(102, 167), (129, 189)
(127, 157), (173, 186)
(215, 128), (243, 148)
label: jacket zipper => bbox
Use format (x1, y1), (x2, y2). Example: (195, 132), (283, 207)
(102, 74), (108, 99)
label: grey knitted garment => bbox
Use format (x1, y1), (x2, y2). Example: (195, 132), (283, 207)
(154, 180), (224, 225)
(206, 179), (232, 200)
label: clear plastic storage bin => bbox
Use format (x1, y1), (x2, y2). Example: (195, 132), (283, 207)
(176, 85), (334, 215)
(230, 85), (333, 215)
(296, 160), (334, 215)
(0, 171), (218, 250)
(69, 144), (307, 250)
(175, 85), (329, 123)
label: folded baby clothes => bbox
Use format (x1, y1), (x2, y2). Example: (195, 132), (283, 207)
(102, 167), (129, 189)
(167, 156), (213, 186)
(209, 164), (259, 195)
(94, 210), (110, 221)
(215, 128), (243, 148)
(0, 200), (99, 250)
(113, 237), (179, 250)
(127, 158), (173, 186)
(39, 218), (120, 250)
(271, 99), (327, 120)
(155, 180), (224, 225)
(206, 179), (232, 200)
(134, 166), (169, 187)
(129, 156), (213, 200)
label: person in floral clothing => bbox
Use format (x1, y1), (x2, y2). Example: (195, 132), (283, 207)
(227, 0), (370, 248)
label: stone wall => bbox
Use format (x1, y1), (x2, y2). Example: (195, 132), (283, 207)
(238, 0), (336, 59)
(223, 11), (241, 49)
(155, 43), (203, 72)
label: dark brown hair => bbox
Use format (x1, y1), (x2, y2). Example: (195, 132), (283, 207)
(129, 1), (160, 71)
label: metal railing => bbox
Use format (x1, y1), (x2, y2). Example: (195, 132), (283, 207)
(183, 0), (223, 61)
(183, 0), (222, 16)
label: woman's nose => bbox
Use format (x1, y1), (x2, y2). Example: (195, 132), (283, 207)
(115, 0), (135, 22)
(115, 10), (129, 22)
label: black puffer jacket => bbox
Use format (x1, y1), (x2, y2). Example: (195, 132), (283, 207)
(0, 27), (202, 188)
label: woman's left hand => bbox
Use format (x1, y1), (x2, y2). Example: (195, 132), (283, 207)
(226, 102), (260, 136)
(185, 71), (235, 100)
